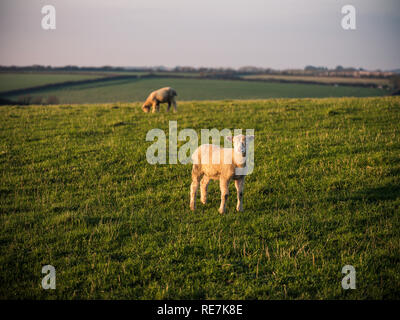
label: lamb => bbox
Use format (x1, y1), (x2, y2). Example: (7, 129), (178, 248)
(190, 134), (254, 214)
(142, 87), (177, 113)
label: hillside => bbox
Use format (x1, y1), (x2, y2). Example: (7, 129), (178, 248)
(0, 97), (399, 299)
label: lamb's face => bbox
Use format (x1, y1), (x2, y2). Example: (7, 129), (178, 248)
(227, 134), (254, 155)
(142, 103), (151, 113)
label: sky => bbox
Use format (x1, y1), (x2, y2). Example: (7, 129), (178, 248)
(0, 0), (399, 70)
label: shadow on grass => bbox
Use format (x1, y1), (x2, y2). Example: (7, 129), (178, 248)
(0, 75), (141, 97)
(358, 183), (400, 202)
(327, 182), (400, 204)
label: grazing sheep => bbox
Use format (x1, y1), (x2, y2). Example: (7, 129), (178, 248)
(190, 134), (254, 214)
(142, 87), (177, 113)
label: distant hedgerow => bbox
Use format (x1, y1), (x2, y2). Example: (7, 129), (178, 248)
(46, 96), (60, 105)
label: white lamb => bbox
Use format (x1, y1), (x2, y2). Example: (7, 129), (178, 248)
(190, 134), (254, 214)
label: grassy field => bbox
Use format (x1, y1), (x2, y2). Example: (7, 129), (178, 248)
(0, 73), (106, 93)
(0, 97), (399, 299)
(241, 74), (391, 87)
(3, 77), (387, 104)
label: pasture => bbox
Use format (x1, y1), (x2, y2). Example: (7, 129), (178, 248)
(1, 75), (386, 104)
(241, 74), (391, 87)
(0, 97), (399, 299)
(0, 73), (105, 93)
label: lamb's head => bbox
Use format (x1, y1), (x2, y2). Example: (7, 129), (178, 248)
(227, 134), (254, 156)
(142, 102), (151, 113)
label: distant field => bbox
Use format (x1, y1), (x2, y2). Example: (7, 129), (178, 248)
(3, 77), (387, 104)
(241, 74), (391, 87)
(0, 73), (105, 92)
(0, 97), (399, 299)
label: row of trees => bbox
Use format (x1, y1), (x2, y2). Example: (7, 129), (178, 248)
(17, 95), (59, 105)
(0, 65), (129, 72)
(0, 64), (394, 76)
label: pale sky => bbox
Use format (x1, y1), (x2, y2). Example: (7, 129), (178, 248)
(0, 0), (399, 70)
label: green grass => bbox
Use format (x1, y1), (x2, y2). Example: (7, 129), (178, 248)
(241, 74), (391, 87)
(0, 73), (105, 93)
(0, 97), (399, 299)
(3, 77), (386, 104)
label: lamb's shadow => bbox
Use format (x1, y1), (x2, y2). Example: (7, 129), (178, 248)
(327, 181), (400, 204)
(349, 183), (400, 203)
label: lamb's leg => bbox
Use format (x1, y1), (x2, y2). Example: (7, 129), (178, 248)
(167, 101), (171, 112)
(152, 102), (159, 113)
(234, 178), (245, 212)
(200, 176), (210, 204)
(172, 98), (177, 112)
(218, 178), (229, 214)
(190, 169), (201, 211)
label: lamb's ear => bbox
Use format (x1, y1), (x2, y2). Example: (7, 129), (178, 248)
(246, 135), (254, 142)
(226, 136), (233, 142)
